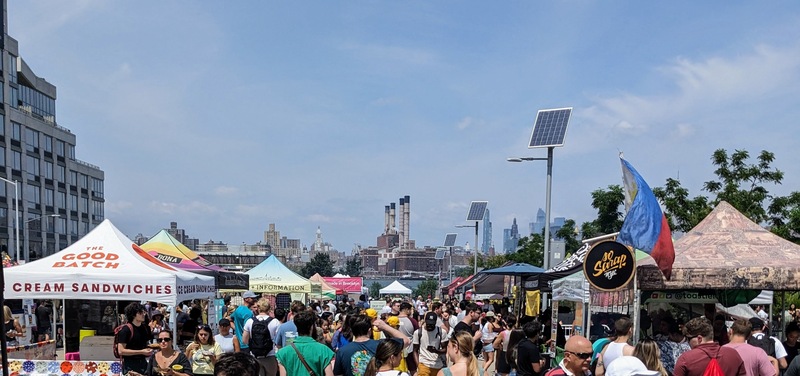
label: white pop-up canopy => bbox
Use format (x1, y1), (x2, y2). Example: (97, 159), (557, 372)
(379, 280), (412, 295)
(4, 219), (215, 305)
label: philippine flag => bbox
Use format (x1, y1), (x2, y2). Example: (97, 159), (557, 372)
(618, 157), (675, 280)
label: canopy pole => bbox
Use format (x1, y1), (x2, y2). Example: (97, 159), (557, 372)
(171, 305), (178, 350)
(61, 299), (66, 352)
(632, 267), (640, 344)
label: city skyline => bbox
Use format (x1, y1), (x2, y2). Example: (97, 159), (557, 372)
(8, 1), (800, 252)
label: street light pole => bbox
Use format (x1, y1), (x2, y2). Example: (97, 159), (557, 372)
(0, 177), (19, 263)
(25, 214), (60, 262)
(508, 151), (555, 309)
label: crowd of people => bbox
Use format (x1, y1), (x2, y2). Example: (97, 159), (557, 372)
(101, 295), (800, 376)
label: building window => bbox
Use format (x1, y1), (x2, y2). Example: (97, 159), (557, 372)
(11, 122), (21, 141)
(0, 146), (5, 166)
(0, 183), (5, 198)
(27, 185), (40, 209)
(26, 155), (40, 181)
(82, 221), (89, 236)
(46, 216), (55, 232)
(45, 188), (54, 207)
(24, 128), (39, 152)
(55, 217), (66, 235)
(69, 171), (77, 185)
(56, 191), (66, 209)
(81, 196), (88, 211)
(8, 54), (16, 84)
(80, 174), (88, 189)
(70, 219), (78, 236)
(56, 165), (65, 182)
(91, 178), (103, 198)
(0, 114), (4, 136)
(67, 144), (75, 160)
(12, 151), (21, 170)
(92, 201), (104, 219)
(69, 194), (78, 210)
(44, 161), (53, 179)
(42, 135), (52, 153)
(55, 140), (65, 157)
(0, 208), (6, 228)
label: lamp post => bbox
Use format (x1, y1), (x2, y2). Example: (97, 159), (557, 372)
(0, 177), (20, 263)
(508, 151), (554, 309)
(25, 214), (60, 262)
(455, 223), (479, 275)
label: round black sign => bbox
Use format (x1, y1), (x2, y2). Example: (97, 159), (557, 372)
(583, 241), (635, 291)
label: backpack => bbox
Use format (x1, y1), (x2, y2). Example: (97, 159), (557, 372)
(702, 358), (724, 376)
(112, 323), (133, 359)
(747, 334), (776, 357)
(249, 317), (274, 357)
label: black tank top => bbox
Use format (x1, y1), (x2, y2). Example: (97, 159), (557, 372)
(5, 319), (15, 342)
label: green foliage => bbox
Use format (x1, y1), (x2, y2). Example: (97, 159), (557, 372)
(653, 178), (712, 232)
(413, 278), (439, 299)
(704, 149), (783, 223)
(581, 185), (625, 238)
(343, 257), (362, 276)
(506, 234), (545, 267)
(369, 282), (382, 299)
(555, 219), (582, 256)
(455, 267), (473, 278)
(466, 254), (507, 271)
(300, 253), (334, 278)
(769, 192), (800, 244)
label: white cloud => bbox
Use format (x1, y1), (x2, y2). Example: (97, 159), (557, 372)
(306, 214), (333, 223)
(214, 186), (239, 196)
(457, 116), (487, 131)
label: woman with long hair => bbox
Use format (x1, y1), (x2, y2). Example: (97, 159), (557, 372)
(144, 331), (192, 376)
(185, 325), (222, 376)
(364, 338), (410, 376)
(3, 306), (23, 347)
(493, 315), (517, 376)
(505, 327), (526, 376)
(332, 313), (353, 351)
(436, 331), (480, 376)
(481, 312), (501, 374)
(633, 339), (668, 376)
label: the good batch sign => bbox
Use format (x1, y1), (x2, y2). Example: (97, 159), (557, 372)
(11, 247), (173, 295)
(582, 241), (635, 291)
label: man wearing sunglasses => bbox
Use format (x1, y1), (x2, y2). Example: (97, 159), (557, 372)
(544, 335), (593, 376)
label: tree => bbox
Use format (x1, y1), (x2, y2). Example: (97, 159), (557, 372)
(413, 278), (439, 299)
(506, 234), (544, 267)
(581, 185), (625, 239)
(300, 253), (334, 278)
(466, 254), (507, 271)
(369, 282), (382, 299)
(454, 267), (473, 278)
(342, 257), (362, 276)
(769, 191), (800, 244)
(555, 219), (582, 256)
(653, 177), (712, 232)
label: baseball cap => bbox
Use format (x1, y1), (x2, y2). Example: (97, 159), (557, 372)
(605, 356), (660, 376)
(424, 312), (438, 325)
(242, 291), (258, 299)
(365, 309), (378, 319)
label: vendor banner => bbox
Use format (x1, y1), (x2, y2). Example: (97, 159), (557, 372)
(324, 277), (363, 293)
(645, 291), (717, 304)
(8, 340), (56, 360)
(583, 241), (635, 291)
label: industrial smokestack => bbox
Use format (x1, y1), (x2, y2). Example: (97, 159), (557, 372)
(384, 205), (390, 235)
(404, 195), (410, 248)
(389, 203), (396, 234)
(399, 197), (405, 249)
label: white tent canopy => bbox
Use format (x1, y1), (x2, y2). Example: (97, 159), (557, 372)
(379, 280), (412, 295)
(4, 219), (215, 305)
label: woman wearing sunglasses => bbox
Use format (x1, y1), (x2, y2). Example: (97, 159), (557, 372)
(144, 331), (192, 376)
(186, 325), (223, 376)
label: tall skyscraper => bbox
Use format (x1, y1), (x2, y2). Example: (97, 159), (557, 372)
(503, 218), (521, 254)
(0, 5), (104, 261)
(529, 208), (546, 236)
(482, 208), (492, 255)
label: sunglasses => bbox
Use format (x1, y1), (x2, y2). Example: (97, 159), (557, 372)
(565, 351), (592, 360)
(156, 338), (172, 343)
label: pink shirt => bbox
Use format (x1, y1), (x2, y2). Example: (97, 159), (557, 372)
(723, 342), (776, 376)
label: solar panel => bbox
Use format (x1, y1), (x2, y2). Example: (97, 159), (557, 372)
(435, 248), (446, 260)
(444, 233), (457, 247)
(466, 201), (488, 221)
(528, 107), (572, 148)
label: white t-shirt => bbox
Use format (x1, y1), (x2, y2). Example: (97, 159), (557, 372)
(751, 333), (788, 358)
(214, 332), (236, 354)
(243, 314), (281, 357)
(412, 327), (446, 368)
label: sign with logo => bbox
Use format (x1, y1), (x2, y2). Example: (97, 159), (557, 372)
(583, 241), (635, 291)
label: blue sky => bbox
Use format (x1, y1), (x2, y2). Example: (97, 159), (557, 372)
(8, 1), (800, 253)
